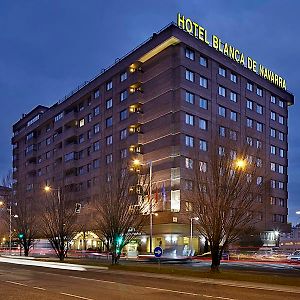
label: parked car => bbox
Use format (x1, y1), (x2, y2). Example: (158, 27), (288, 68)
(287, 250), (300, 261)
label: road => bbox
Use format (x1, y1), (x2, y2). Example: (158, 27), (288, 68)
(0, 261), (299, 300)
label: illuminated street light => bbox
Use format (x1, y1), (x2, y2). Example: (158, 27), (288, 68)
(44, 185), (51, 192)
(190, 217), (199, 255)
(296, 211), (300, 215)
(235, 159), (247, 169)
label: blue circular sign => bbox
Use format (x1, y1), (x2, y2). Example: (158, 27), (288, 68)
(154, 246), (163, 258)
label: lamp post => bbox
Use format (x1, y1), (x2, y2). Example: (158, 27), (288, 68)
(190, 217), (199, 255)
(132, 159), (153, 253)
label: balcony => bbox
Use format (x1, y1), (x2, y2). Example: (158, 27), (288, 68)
(64, 127), (77, 141)
(129, 103), (143, 114)
(129, 144), (143, 154)
(129, 82), (143, 94)
(25, 149), (37, 160)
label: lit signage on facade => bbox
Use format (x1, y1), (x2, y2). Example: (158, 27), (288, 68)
(177, 13), (287, 90)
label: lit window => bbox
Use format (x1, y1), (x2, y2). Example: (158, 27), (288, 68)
(79, 118), (85, 127)
(185, 158), (193, 169)
(199, 161), (207, 172)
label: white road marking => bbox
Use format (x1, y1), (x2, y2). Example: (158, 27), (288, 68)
(145, 286), (235, 299)
(60, 292), (95, 300)
(5, 280), (28, 287)
(33, 286), (46, 290)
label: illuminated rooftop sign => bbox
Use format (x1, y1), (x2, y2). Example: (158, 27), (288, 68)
(177, 13), (287, 90)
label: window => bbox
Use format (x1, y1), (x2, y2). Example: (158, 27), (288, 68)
(218, 86), (226, 97)
(120, 128), (127, 140)
(78, 150), (84, 159)
(199, 56), (207, 67)
(270, 111), (276, 120)
(246, 99), (253, 110)
(64, 152), (75, 162)
(87, 113), (92, 123)
(185, 69), (194, 82)
(278, 115), (284, 124)
(278, 181), (284, 190)
(230, 73), (237, 83)
(218, 105), (226, 117)
(79, 134), (84, 144)
(246, 136), (253, 146)
(185, 48), (195, 60)
(120, 90), (128, 101)
(256, 158), (262, 167)
(185, 113), (194, 126)
(247, 82), (253, 91)
(185, 135), (194, 147)
(270, 162), (276, 171)
(185, 158), (193, 169)
(93, 159), (100, 169)
(270, 128), (276, 138)
(120, 148), (128, 159)
(106, 154), (113, 164)
(46, 137), (51, 145)
(278, 165), (284, 174)
(219, 126), (225, 137)
(256, 87), (263, 97)
(94, 90), (100, 99)
(278, 131), (284, 141)
(79, 118), (85, 127)
(230, 91), (237, 102)
(93, 123), (100, 134)
(106, 135), (113, 145)
(106, 81), (112, 91)
(279, 148), (284, 158)
(120, 109), (128, 121)
(246, 118), (253, 128)
(271, 180), (276, 189)
(106, 98), (113, 109)
(270, 197), (276, 205)
(45, 151), (51, 159)
(271, 95), (276, 103)
(79, 102), (84, 111)
(106, 117), (113, 128)
(256, 176), (263, 185)
(199, 97), (208, 109)
(199, 118), (207, 130)
(218, 67), (226, 77)
(278, 198), (285, 207)
(199, 161), (207, 172)
(230, 111), (237, 122)
(199, 139), (207, 151)
(256, 104), (263, 114)
(270, 145), (276, 155)
(256, 139), (262, 149)
(229, 130), (237, 140)
(120, 71), (127, 82)
(94, 106), (100, 116)
(185, 91), (194, 104)
(218, 146), (225, 156)
(278, 100), (284, 108)
(92, 140), (100, 151)
(87, 130), (92, 139)
(54, 112), (63, 122)
(256, 122), (263, 132)
(200, 76), (208, 88)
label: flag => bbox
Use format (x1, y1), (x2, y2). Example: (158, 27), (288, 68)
(162, 182), (167, 210)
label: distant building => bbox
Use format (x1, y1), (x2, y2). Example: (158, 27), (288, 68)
(12, 21), (294, 252)
(280, 225), (300, 251)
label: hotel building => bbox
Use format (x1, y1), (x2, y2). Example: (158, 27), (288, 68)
(12, 22), (294, 251)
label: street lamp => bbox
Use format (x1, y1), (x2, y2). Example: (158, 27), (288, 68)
(44, 185), (61, 203)
(131, 159), (153, 253)
(190, 217), (199, 255)
(235, 158), (247, 170)
(296, 211), (300, 215)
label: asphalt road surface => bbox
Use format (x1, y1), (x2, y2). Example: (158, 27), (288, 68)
(0, 261), (299, 300)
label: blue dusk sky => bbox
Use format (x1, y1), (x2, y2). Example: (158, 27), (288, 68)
(0, 0), (299, 224)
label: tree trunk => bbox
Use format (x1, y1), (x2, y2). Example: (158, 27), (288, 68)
(24, 246), (29, 257)
(59, 252), (65, 262)
(210, 245), (221, 272)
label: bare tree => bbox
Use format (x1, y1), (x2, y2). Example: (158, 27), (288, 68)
(1, 170), (38, 256)
(186, 142), (268, 272)
(93, 163), (151, 264)
(40, 188), (81, 261)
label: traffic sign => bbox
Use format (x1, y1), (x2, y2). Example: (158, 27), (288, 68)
(154, 246), (162, 258)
